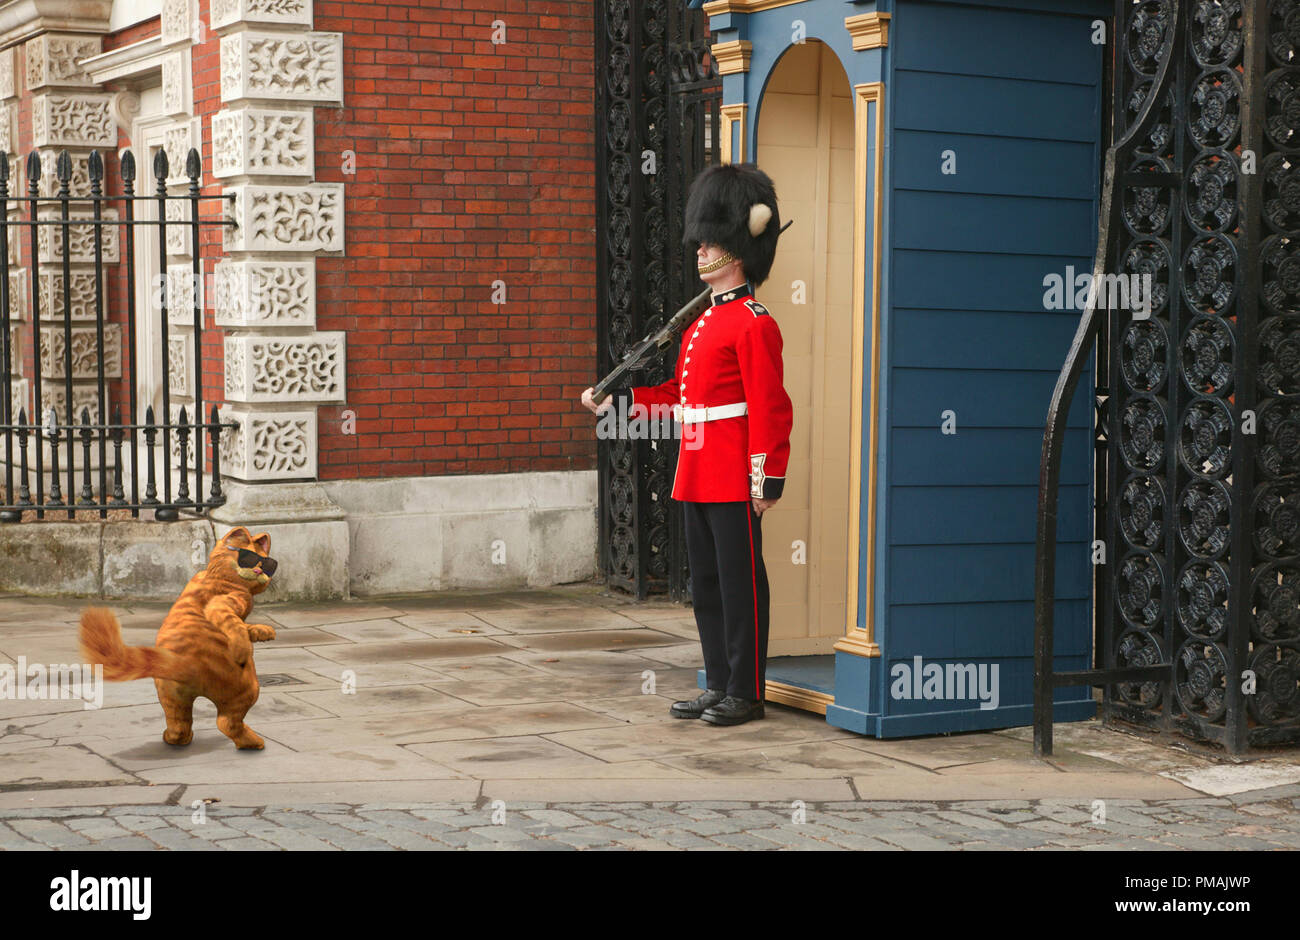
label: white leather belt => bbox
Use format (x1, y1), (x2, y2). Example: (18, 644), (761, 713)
(674, 402), (748, 423)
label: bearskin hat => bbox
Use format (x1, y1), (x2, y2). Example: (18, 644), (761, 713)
(683, 162), (781, 287)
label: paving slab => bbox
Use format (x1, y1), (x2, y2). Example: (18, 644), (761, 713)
(0, 745), (135, 787)
(499, 648), (686, 677)
(304, 619), (433, 644)
(139, 744), (466, 785)
(305, 637), (512, 665)
(259, 603), (409, 628)
(0, 785), (174, 809)
(420, 671), (699, 706)
(255, 701), (626, 749)
(481, 778), (858, 802)
(283, 684), (461, 718)
(1160, 761), (1300, 796)
(471, 607), (652, 633)
(405, 735), (698, 779)
(543, 708), (859, 762)
(658, 741), (918, 779)
(179, 780), (481, 805)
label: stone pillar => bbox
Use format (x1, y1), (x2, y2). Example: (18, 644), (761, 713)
(0, 46), (22, 423)
(156, 0), (203, 473)
(207, 0), (349, 599)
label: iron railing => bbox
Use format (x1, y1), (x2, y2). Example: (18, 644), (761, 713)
(0, 147), (236, 522)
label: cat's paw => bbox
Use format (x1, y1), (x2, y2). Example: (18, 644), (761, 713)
(246, 623), (277, 643)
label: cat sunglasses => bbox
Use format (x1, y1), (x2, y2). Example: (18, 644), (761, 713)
(236, 549), (278, 576)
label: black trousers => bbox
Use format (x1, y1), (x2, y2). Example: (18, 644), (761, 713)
(683, 500), (770, 701)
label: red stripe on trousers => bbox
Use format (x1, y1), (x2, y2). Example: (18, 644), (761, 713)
(746, 505), (759, 700)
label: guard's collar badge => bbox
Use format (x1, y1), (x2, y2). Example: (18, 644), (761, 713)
(712, 282), (753, 306)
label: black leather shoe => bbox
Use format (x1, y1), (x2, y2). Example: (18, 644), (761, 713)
(669, 689), (727, 719)
(701, 695), (765, 726)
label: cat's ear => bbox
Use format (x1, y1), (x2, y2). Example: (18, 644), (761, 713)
(221, 526), (252, 549)
(251, 532), (271, 554)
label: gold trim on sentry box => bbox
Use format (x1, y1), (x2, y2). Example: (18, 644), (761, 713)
(835, 81), (884, 660)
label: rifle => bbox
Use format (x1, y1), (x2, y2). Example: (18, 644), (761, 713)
(591, 219), (793, 405)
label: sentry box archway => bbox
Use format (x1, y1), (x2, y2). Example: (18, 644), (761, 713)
(697, 0), (1110, 736)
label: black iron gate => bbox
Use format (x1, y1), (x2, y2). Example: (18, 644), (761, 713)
(0, 148), (234, 523)
(594, 0), (721, 599)
(1037, 0), (1300, 755)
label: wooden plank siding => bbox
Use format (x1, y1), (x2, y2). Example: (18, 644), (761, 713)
(879, 0), (1108, 723)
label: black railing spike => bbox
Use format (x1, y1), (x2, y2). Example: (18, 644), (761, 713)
(179, 404), (188, 424)
(87, 150), (103, 181)
(56, 150), (71, 182)
(153, 148), (169, 182)
(121, 149), (136, 182)
(145, 404), (154, 424)
(0, 151), (9, 182)
(25, 150), (39, 181)
(185, 147), (201, 181)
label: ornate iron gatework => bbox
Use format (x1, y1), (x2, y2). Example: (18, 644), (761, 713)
(1037, 0), (1300, 754)
(0, 148), (235, 522)
(594, 0), (720, 599)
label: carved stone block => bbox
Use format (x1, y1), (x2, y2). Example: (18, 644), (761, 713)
(166, 262), (202, 325)
(218, 405), (317, 480)
(0, 48), (14, 99)
(162, 118), (202, 185)
(31, 94), (116, 148)
(213, 259), (315, 327)
(39, 324), (122, 379)
(37, 209), (120, 264)
(220, 31), (343, 105)
(6, 268), (26, 321)
(161, 51), (190, 117)
(169, 402), (200, 470)
(211, 108), (313, 178)
(10, 378), (29, 418)
(40, 384), (102, 424)
(161, 0), (194, 47)
(224, 183), (344, 253)
(36, 270), (99, 322)
(6, 323), (19, 375)
(25, 34), (102, 90)
(166, 196), (189, 258)
(0, 102), (16, 154)
(224, 331), (345, 403)
(168, 334), (192, 397)
(38, 149), (93, 198)
(211, 0), (313, 30)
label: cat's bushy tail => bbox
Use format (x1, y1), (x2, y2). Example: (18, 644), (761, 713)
(79, 607), (187, 682)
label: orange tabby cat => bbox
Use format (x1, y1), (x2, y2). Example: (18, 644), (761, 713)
(79, 525), (279, 750)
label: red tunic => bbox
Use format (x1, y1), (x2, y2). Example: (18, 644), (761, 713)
(625, 282), (793, 502)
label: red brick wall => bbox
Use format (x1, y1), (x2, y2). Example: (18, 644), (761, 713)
(312, 0), (597, 478)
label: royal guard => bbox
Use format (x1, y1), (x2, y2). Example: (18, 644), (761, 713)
(583, 163), (793, 725)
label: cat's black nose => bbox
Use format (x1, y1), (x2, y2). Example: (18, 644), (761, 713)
(260, 556), (278, 577)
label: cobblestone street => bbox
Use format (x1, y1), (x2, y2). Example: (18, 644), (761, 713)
(5, 794), (1300, 850)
